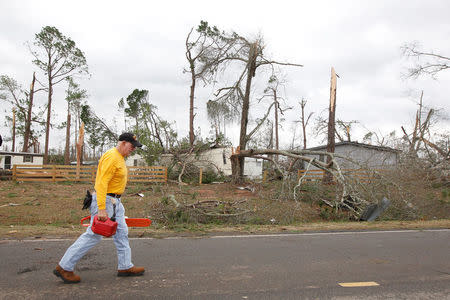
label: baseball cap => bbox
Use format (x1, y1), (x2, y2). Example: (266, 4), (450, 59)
(118, 132), (143, 148)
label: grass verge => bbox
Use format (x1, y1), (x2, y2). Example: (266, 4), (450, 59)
(1, 219), (449, 240)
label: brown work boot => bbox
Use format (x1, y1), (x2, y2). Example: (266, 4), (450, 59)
(53, 265), (81, 284)
(117, 266), (145, 277)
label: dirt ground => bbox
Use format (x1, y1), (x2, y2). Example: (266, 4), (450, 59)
(0, 180), (449, 239)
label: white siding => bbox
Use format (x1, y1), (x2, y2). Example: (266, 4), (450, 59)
(0, 153), (44, 169)
(307, 144), (398, 170)
(243, 158), (263, 178)
(158, 148), (263, 178)
(125, 153), (147, 167)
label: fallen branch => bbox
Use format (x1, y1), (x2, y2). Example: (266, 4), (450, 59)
(0, 203), (21, 208)
(166, 195), (251, 218)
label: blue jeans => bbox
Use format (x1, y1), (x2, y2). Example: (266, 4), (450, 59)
(59, 194), (134, 271)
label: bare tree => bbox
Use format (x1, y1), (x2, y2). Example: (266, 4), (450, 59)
(202, 31), (302, 181)
(401, 91), (449, 168)
(262, 74), (292, 158)
(299, 98), (314, 149)
(206, 100), (236, 144)
(0, 74), (45, 152)
(185, 21), (235, 146)
(314, 116), (359, 143)
(402, 42), (450, 79)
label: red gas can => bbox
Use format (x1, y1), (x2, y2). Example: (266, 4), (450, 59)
(91, 215), (118, 237)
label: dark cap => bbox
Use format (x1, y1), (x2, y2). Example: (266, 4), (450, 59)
(118, 132), (142, 148)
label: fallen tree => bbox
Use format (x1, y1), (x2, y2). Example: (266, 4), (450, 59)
(231, 148), (413, 220)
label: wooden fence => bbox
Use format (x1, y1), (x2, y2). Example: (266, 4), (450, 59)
(297, 168), (385, 183)
(12, 164), (167, 183)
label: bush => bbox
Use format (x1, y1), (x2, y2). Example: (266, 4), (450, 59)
(201, 170), (225, 184)
(48, 154), (65, 165)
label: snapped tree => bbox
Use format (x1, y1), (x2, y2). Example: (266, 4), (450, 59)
(64, 78), (87, 164)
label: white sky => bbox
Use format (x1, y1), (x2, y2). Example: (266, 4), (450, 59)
(1, 0), (449, 151)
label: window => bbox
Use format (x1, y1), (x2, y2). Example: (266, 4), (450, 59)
(319, 154), (324, 162)
(133, 159), (138, 166)
(222, 150), (227, 164)
(23, 155), (33, 163)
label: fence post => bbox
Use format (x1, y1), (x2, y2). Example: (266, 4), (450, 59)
(12, 165), (17, 181)
(199, 168), (203, 184)
(91, 165), (96, 183)
(52, 165), (56, 183)
(263, 170), (267, 183)
(164, 166), (167, 183)
(76, 165), (80, 180)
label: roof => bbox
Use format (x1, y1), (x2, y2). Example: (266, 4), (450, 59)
(306, 141), (400, 153)
(0, 151), (44, 157)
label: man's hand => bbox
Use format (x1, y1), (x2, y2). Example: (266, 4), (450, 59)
(97, 209), (108, 221)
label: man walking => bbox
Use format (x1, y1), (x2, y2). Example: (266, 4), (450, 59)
(54, 132), (145, 283)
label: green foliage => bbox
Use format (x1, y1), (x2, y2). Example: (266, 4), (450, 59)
(160, 196), (169, 205)
(166, 209), (192, 224)
(123, 89), (149, 131)
(31, 26), (89, 77)
(197, 20), (221, 37)
(80, 104), (117, 151)
(119, 88), (178, 160)
(138, 141), (164, 166)
(48, 154), (65, 165)
(201, 170), (226, 184)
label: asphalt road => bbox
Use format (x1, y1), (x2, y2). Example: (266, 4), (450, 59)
(1, 229), (449, 299)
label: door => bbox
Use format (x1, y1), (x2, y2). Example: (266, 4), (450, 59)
(4, 156), (11, 169)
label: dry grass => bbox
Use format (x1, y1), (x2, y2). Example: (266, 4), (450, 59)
(0, 175), (449, 239)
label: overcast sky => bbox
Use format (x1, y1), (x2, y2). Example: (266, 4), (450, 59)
(1, 0), (449, 152)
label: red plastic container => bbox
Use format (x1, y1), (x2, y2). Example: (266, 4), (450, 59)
(91, 215), (118, 237)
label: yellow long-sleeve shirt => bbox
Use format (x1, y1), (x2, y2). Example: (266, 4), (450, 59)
(94, 148), (128, 210)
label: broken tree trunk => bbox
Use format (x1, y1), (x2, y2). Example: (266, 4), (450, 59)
(12, 108), (16, 152)
(22, 72), (36, 152)
(323, 67), (337, 183)
(64, 113), (71, 165)
(76, 122), (85, 179)
(236, 42), (259, 180)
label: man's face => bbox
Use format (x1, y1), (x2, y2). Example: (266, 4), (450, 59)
(123, 141), (136, 157)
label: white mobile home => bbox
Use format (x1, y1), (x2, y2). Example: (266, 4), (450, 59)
(0, 151), (44, 169)
(125, 153), (147, 167)
(159, 146), (263, 178)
